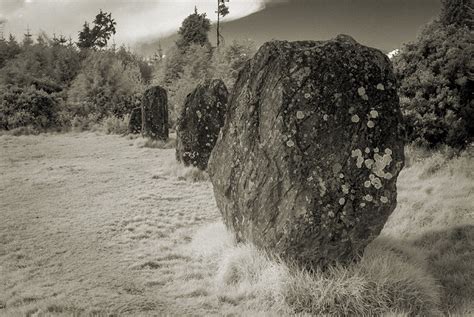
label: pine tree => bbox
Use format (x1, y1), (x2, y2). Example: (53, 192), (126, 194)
(23, 26), (33, 46)
(216, 0), (230, 47)
(77, 10), (116, 49)
(176, 8), (211, 51)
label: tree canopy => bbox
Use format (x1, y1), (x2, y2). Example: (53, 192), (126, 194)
(77, 10), (116, 49)
(176, 8), (211, 51)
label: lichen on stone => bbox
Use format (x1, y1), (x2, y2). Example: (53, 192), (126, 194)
(369, 110), (379, 118)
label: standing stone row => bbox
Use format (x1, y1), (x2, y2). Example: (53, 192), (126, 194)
(128, 86), (169, 141)
(176, 79), (229, 170)
(207, 35), (406, 270)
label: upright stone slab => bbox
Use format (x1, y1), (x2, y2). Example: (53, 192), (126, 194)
(176, 79), (229, 170)
(128, 107), (142, 134)
(141, 86), (168, 140)
(208, 35), (405, 269)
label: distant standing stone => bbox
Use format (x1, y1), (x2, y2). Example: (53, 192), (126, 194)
(141, 86), (168, 140)
(176, 79), (229, 170)
(208, 35), (405, 269)
(128, 107), (142, 134)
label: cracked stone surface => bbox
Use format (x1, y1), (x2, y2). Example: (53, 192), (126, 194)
(176, 79), (229, 170)
(141, 86), (169, 141)
(208, 35), (405, 269)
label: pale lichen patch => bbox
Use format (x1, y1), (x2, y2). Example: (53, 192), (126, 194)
(364, 159), (374, 169)
(339, 198), (346, 205)
(351, 149), (364, 168)
(376, 83), (385, 90)
(342, 184), (350, 194)
(296, 111), (305, 119)
(351, 114), (360, 123)
(364, 194), (373, 202)
(367, 120), (375, 128)
(369, 110), (379, 118)
(380, 196), (389, 203)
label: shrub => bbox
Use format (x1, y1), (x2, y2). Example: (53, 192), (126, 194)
(393, 22), (473, 148)
(0, 85), (60, 130)
(67, 50), (143, 119)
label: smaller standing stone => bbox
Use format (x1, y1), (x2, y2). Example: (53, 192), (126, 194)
(176, 79), (229, 170)
(141, 86), (169, 140)
(128, 107), (142, 134)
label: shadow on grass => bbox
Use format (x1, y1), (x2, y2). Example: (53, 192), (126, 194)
(410, 225), (474, 314)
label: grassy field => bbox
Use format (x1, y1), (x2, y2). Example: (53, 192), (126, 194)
(0, 133), (472, 316)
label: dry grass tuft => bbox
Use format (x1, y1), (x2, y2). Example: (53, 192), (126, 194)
(160, 157), (209, 182)
(133, 136), (176, 149)
(210, 238), (441, 316)
(100, 115), (130, 135)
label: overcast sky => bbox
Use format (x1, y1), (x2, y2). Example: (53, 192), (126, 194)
(1, 0), (440, 52)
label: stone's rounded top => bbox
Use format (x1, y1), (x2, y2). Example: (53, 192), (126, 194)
(145, 85), (167, 95)
(198, 78), (227, 91)
(334, 34), (358, 44)
(257, 34), (379, 56)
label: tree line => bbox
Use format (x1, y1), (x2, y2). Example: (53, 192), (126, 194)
(0, 0), (471, 148)
(0, 5), (254, 132)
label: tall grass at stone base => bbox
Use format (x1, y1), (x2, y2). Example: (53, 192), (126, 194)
(187, 144), (473, 316)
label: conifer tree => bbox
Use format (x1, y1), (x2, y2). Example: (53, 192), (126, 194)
(77, 10), (116, 49)
(176, 8), (211, 51)
(216, 0), (230, 47)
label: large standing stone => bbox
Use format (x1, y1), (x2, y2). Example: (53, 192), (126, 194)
(141, 86), (169, 140)
(176, 79), (229, 170)
(128, 107), (142, 134)
(208, 35), (405, 269)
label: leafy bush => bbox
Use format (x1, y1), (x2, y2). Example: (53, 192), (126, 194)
(211, 40), (256, 89)
(393, 22), (473, 148)
(67, 50), (143, 120)
(0, 85), (60, 130)
(0, 39), (81, 92)
(154, 40), (255, 128)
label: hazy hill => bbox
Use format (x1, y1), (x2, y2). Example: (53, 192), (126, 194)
(135, 0), (440, 56)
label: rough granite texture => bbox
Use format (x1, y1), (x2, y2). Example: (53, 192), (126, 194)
(176, 79), (229, 170)
(208, 35), (405, 269)
(128, 107), (142, 134)
(141, 86), (169, 140)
